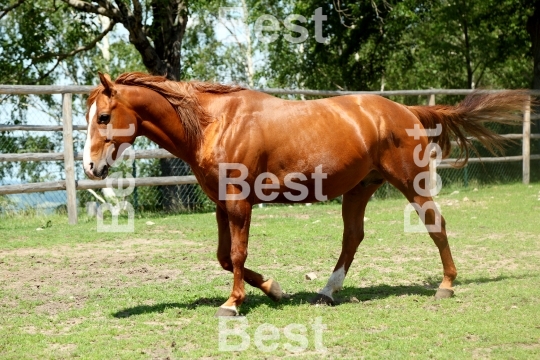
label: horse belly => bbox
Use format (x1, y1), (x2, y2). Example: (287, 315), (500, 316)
(262, 154), (373, 204)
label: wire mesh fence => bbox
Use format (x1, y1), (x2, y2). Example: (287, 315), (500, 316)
(0, 91), (538, 216)
(76, 154), (214, 215)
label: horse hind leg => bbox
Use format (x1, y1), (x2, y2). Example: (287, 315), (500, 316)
(407, 190), (456, 298)
(312, 174), (383, 305)
(382, 165), (457, 299)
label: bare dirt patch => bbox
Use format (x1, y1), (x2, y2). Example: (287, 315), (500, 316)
(0, 238), (212, 315)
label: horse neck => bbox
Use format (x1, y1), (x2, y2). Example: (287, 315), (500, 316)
(129, 86), (199, 164)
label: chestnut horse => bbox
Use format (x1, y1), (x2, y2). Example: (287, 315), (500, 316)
(84, 72), (526, 316)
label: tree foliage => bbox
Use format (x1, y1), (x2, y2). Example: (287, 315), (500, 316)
(266, 0), (534, 91)
(1, 0), (535, 89)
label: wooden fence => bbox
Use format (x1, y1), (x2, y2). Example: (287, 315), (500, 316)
(0, 86), (539, 224)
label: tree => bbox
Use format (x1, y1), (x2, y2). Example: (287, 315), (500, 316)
(0, 0), (110, 85)
(54, 0), (188, 80)
(265, 0), (534, 92)
(385, 0), (533, 90)
(266, 1), (399, 91)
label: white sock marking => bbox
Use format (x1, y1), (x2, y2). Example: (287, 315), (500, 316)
(318, 266), (346, 300)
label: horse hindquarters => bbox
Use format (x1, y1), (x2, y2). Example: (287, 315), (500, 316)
(389, 91), (530, 297)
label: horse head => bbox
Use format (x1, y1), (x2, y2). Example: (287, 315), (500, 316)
(83, 73), (138, 180)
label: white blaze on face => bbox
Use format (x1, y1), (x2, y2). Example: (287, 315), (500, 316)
(318, 266), (346, 300)
(83, 102), (97, 175)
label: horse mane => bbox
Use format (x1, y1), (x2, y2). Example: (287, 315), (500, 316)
(87, 72), (245, 144)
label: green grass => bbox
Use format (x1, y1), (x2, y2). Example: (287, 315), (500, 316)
(1, 183), (540, 359)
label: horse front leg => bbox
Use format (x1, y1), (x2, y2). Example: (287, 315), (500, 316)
(215, 199), (252, 317)
(215, 205), (282, 310)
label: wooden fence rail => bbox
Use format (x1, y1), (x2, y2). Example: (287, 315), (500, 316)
(0, 176), (198, 196)
(3, 85), (540, 96)
(0, 148), (177, 162)
(0, 86), (538, 224)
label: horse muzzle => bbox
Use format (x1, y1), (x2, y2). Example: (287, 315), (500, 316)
(84, 161), (109, 180)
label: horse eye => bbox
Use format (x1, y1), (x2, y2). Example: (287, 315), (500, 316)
(98, 113), (110, 124)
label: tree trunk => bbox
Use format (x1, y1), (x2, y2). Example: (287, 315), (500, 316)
(148, 0), (188, 80)
(147, 0), (192, 211)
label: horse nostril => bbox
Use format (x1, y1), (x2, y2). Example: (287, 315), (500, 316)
(89, 162), (94, 170)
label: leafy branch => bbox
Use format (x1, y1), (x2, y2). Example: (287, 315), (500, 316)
(0, 0), (26, 21)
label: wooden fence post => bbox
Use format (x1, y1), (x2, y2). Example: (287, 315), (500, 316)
(428, 93), (436, 106)
(523, 96), (531, 185)
(62, 93), (77, 224)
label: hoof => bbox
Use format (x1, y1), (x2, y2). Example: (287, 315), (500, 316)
(434, 287), (454, 300)
(215, 306), (239, 317)
(267, 280), (283, 302)
(310, 293), (335, 306)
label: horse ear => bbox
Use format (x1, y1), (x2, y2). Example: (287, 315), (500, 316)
(98, 72), (115, 94)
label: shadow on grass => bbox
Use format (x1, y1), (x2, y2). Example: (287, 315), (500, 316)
(452, 274), (528, 286)
(112, 274), (527, 318)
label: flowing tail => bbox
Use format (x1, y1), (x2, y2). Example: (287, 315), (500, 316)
(407, 91), (529, 166)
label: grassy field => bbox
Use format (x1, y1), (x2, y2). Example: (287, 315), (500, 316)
(0, 183), (539, 359)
